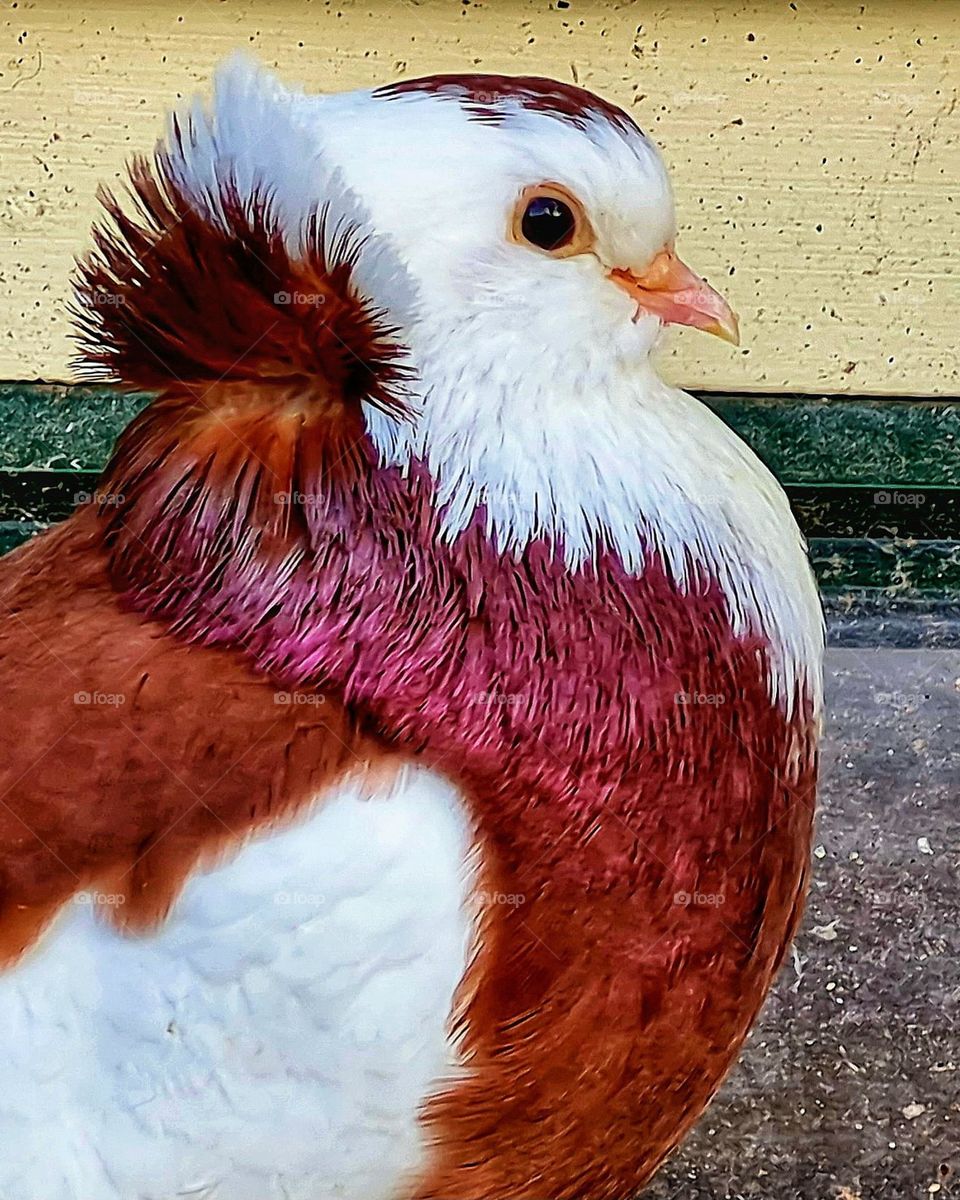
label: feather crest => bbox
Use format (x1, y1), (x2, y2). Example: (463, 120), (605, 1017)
(72, 55), (413, 422)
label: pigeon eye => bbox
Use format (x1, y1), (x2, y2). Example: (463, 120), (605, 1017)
(510, 184), (592, 258)
(522, 196), (575, 250)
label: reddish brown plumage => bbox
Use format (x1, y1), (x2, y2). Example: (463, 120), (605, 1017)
(72, 146), (410, 419)
(0, 509), (382, 966)
(0, 88), (820, 1199)
(0, 142), (416, 966)
(378, 73), (644, 138)
(84, 376), (817, 1198)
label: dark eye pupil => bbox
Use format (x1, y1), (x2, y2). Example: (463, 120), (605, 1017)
(521, 196), (576, 250)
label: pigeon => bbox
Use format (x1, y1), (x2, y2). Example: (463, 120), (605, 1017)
(0, 56), (823, 1200)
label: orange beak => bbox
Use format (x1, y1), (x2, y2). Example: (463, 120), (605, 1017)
(609, 247), (740, 345)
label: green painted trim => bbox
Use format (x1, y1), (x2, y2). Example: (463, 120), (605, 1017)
(0, 523), (35, 556)
(791, 484), (960, 540)
(1, 384), (956, 484)
(1, 384), (958, 598)
(809, 537), (960, 597)
(0, 384), (147, 471)
(701, 393), (959, 487)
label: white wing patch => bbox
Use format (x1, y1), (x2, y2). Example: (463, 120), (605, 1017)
(0, 765), (476, 1200)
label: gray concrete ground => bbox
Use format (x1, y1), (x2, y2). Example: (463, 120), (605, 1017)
(647, 648), (959, 1200)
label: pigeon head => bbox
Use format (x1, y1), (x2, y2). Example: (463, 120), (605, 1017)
(74, 56), (820, 710)
(312, 73), (738, 367)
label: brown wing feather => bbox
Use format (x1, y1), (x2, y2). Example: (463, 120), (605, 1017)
(0, 510), (382, 967)
(1, 87), (413, 966)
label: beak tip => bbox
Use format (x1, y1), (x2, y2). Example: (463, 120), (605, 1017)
(720, 316), (741, 346)
(707, 308), (741, 346)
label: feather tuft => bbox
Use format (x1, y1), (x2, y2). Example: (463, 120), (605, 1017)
(72, 62), (413, 423)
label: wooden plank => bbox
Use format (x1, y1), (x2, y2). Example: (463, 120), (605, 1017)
(1, 0), (958, 394)
(2, 385), (958, 598)
(3, 384), (956, 484)
(700, 394), (960, 486)
(0, 385), (146, 471)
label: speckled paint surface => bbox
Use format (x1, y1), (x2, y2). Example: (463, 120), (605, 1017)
(1, 0), (958, 394)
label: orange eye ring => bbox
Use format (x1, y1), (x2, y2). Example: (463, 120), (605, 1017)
(509, 183), (594, 258)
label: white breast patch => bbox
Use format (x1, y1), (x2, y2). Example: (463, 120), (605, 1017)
(0, 764), (477, 1200)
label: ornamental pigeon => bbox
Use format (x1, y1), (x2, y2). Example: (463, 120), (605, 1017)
(0, 56), (823, 1200)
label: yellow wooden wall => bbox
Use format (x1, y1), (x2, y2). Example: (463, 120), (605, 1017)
(1, 0), (957, 394)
